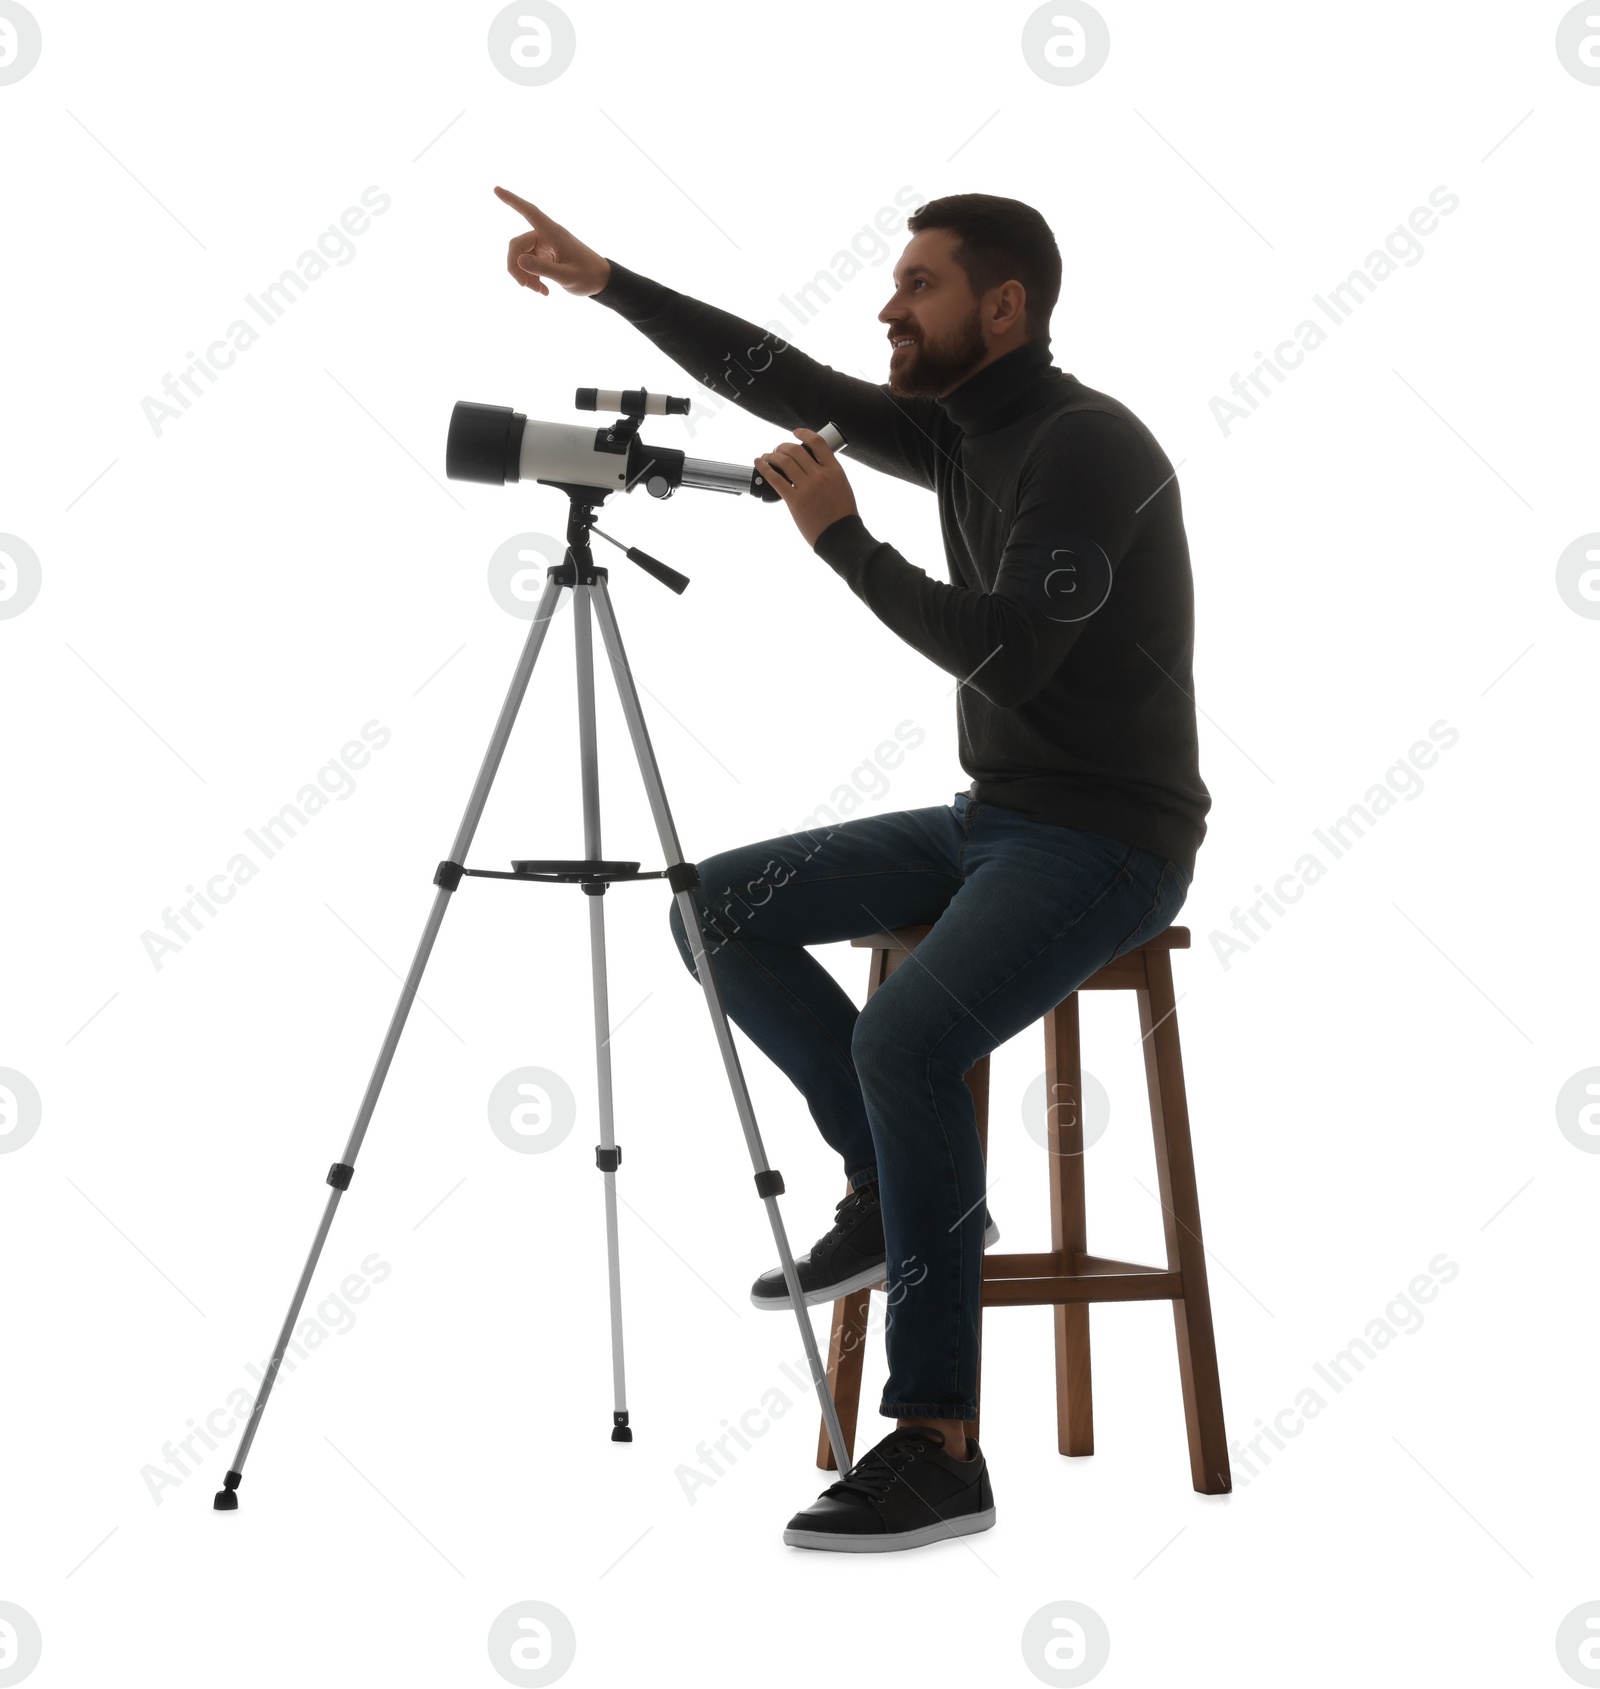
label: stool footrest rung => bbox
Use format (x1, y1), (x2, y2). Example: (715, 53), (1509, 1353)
(981, 1250), (1180, 1305)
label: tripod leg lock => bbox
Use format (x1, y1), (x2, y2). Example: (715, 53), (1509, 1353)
(327, 1163), (355, 1190)
(753, 1169), (785, 1198)
(595, 1144), (622, 1173)
(666, 861), (701, 893)
(434, 859), (465, 891)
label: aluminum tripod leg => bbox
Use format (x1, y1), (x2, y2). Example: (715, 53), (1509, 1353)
(214, 574), (569, 1509)
(587, 576), (855, 1477)
(571, 586), (631, 1441)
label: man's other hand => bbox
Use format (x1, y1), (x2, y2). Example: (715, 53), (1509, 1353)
(494, 187), (611, 297)
(756, 429), (860, 548)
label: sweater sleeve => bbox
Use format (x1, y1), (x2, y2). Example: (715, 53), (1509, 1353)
(811, 410), (1153, 708)
(591, 260), (946, 490)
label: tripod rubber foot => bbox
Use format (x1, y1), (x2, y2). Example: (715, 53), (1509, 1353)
(612, 1411), (631, 1443)
(213, 1470), (242, 1510)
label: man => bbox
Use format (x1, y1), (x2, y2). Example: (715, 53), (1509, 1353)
(495, 185), (1209, 1553)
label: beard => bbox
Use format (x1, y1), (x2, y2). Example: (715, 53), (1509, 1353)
(887, 307), (988, 398)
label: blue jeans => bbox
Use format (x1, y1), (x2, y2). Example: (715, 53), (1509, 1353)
(668, 790), (1192, 1422)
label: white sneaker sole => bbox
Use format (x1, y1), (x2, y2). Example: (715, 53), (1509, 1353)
(783, 1505), (997, 1551)
(751, 1218), (1000, 1311)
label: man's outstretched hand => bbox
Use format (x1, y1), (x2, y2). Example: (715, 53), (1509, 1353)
(494, 193), (854, 545)
(756, 429), (860, 548)
(494, 186), (611, 297)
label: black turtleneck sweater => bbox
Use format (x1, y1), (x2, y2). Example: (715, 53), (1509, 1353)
(591, 260), (1210, 876)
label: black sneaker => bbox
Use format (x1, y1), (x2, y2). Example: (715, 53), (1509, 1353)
(750, 1183), (1000, 1310)
(783, 1424), (995, 1552)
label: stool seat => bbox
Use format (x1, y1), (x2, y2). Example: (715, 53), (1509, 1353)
(850, 925), (1192, 950)
(817, 923), (1231, 1495)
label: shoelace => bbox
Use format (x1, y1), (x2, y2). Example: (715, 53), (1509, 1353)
(830, 1430), (940, 1504)
(815, 1187), (876, 1251)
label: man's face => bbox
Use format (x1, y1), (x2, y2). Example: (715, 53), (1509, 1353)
(879, 228), (989, 399)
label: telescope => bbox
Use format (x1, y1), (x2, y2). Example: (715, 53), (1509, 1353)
(446, 387), (846, 503)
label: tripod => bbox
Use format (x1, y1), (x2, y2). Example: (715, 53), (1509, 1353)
(213, 487), (854, 1509)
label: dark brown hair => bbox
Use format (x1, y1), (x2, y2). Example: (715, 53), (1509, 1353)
(905, 193), (1062, 341)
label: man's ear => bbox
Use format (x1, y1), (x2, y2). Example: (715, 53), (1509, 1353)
(992, 279), (1029, 335)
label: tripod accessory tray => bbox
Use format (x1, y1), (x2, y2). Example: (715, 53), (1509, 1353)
(432, 857), (672, 895)
(508, 858), (647, 881)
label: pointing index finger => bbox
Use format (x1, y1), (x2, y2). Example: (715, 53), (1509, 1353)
(493, 185), (544, 225)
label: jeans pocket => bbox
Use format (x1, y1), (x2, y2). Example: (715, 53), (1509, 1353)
(1107, 859), (1188, 961)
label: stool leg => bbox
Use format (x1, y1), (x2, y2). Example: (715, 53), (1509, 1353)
(1138, 949), (1231, 1494)
(816, 1282), (871, 1471)
(1046, 993), (1094, 1456)
(963, 1058), (990, 1449)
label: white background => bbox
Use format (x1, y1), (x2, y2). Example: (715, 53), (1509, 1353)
(2, 2), (1596, 1685)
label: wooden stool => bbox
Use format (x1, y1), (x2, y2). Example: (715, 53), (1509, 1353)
(815, 924), (1231, 1494)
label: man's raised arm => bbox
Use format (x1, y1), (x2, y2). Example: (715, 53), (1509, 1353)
(495, 186), (944, 490)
